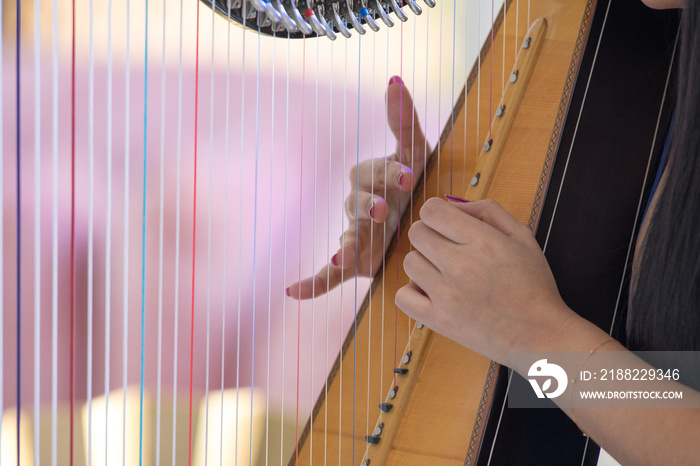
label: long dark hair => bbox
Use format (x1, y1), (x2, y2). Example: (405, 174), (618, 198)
(628, 2), (700, 351)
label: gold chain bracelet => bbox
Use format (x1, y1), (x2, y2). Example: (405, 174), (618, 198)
(569, 338), (617, 436)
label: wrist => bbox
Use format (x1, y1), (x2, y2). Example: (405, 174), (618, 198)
(508, 307), (621, 376)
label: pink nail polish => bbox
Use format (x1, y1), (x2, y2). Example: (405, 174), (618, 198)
(389, 75), (402, 86)
(331, 253), (339, 266)
(369, 205), (375, 219)
(445, 194), (470, 203)
(286, 287), (291, 297)
(398, 173), (406, 190)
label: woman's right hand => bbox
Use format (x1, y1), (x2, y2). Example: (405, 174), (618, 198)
(287, 77), (430, 299)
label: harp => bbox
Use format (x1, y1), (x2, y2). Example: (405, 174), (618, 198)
(0, 0), (678, 465)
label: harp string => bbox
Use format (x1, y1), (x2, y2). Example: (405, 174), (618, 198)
(138, 0), (150, 461)
(380, 24), (389, 421)
(436, 0), (442, 197)
(353, 32), (364, 466)
(281, 30), (291, 466)
(295, 34), (308, 466)
(449, 0), (456, 194)
(33, 0), (42, 459)
(0, 0), (3, 454)
(70, 0), (77, 458)
(408, 2), (416, 350)
(188, 0), (202, 461)
(250, 18), (262, 466)
(502, 1), (506, 96)
(476, 0), (481, 161)
(203, 0), (217, 462)
(366, 27), (376, 449)
(324, 37), (334, 466)
(515, 0), (519, 56)
(221, 3), (234, 464)
(489, 0), (494, 138)
(235, 7), (246, 466)
(121, 0), (132, 461)
(265, 23), (277, 466)
(155, 0), (169, 460)
(338, 37), (346, 466)
(86, 0), (95, 458)
(463, 2), (468, 195)
(171, 0), (186, 461)
(310, 31), (320, 465)
(393, 19), (404, 397)
(53, 0), (63, 461)
(13, 0), (20, 449)
(103, 0), (114, 462)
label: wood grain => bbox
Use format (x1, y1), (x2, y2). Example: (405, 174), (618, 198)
(294, 1), (592, 464)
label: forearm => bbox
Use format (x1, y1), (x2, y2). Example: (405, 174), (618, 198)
(513, 311), (700, 465)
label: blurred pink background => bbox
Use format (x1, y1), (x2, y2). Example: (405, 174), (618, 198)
(0, 0), (498, 444)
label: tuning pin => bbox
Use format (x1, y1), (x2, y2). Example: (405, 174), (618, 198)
(331, 2), (353, 38)
(303, 7), (327, 36)
(360, 6), (381, 32)
(227, 0), (243, 9)
(405, 0), (422, 15)
(286, 0), (313, 35)
(423, 0), (436, 7)
(314, 4), (337, 40)
(257, 8), (272, 27)
(246, 4), (258, 19)
(271, 19), (287, 33)
(261, 0), (282, 22)
(248, 0), (267, 12)
(273, 0), (299, 31)
(374, 0), (394, 27)
(388, 0), (408, 21)
(345, 1), (367, 34)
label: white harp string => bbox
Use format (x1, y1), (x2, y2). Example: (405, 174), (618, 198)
(51, 0), (60, 460)
(280, 29), (291, 466)
(171, 0), (186, 462)
(32, 0), (42, 459)
(353, 32), (363, 464)
(220, 3), (234, 465)
(155, 0), (168, 461)
(265, 23), (277, 466)
(324, 38), (335, 466)
(366, 28), (376, 447)
(103, 0), (114, 462)
(86, 0), (95, 458)
(310, 33), (320, 464)
(204, 0), (217, 461)
(338, 37), (348, 465)
(235, 3), (247, 462)
(122, 0), (132, 460)
(0, 0), (4, 451)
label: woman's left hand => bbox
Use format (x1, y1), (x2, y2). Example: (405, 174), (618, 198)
(396, 197), (576, 366)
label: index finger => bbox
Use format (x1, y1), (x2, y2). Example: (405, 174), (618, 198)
(418, 197), (500, 245)
(387, 77), (428, 165)
(350, 157), (415, 194)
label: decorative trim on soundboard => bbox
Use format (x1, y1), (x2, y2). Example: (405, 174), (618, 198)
(527, 0), (596, 232)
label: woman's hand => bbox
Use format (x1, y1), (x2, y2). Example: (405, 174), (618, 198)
(396, 198), (577, 366)
(287, 77), (430, 300)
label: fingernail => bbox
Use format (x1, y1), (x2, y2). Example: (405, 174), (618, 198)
(285, 287), (291, 297)
(389, 75), (403, 86)
(445, 194), (470, 203)
(398, 173), (407, 190)
(369, 204), (375, 219)
(331, 253), (340, 266)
